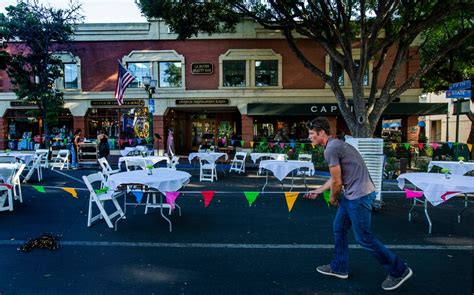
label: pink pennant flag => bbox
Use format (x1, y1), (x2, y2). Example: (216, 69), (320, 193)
(269, 142), (275, 148)
(201, 191), (216, 208)
(417, 143), (424, 150)
(165, 192), (180, 209)
(280, 143), (285, 149)
(404, 189), (423, 199)
(128, 139), (132, 145)
(432, 143), (438, 150)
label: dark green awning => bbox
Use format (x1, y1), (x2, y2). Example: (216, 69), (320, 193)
(247, 103), (448, 116)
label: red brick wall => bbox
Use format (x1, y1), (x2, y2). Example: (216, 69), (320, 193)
(73, 116), (85, 134)
(404, 115), (419, 144)
(153, 115), (164, 150)
(241, 115), (253, 148)
(0, 117), (6, 150)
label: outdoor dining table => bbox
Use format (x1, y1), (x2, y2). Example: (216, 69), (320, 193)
(258, 160), (315, 192)
(118, 156), (170, 170)
(250, 153), (286, 164)
(397, 172), (474, 233)
(427, 161), (474, 175)
(106, 168), (191, 231)
(0, 153), (34, 166)
(188, 152), (228, 174)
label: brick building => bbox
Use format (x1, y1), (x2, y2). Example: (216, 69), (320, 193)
(0, 20), (447, 153)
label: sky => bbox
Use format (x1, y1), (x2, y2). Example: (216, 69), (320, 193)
(1, 0), (148, 23)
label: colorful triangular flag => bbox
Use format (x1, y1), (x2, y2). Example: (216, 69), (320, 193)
(280, 143), (285, 149)
(404, 189), (423, 199)
(243, 191), (260, 207)
(240, 140), (245, 146)
(468, 144), (472, 152)
(322, 191), (331, 207)
(448, 142), (453, 149)
(250, 141), (254, 148)
(404, 143), (410, 150)
(201, 191), (216, 208)
(284, 192), (299, 212)
(417, 143), (424, 150)
(131, 191), (143, 202)
(32, 185), (46, 193)
(391, 143), (397, 150)
(62, 188), (78, 199)
(290, 142), (295, 149)
(166, 192), (180, 209)
(301, 143), (305, 148)
(432, 143), (438, 150)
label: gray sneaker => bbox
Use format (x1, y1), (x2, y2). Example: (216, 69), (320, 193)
(382, 267), (413, 291)
(316, 264), (348, 279)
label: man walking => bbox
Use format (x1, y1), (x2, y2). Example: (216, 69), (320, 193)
(304, 117), (412, 291)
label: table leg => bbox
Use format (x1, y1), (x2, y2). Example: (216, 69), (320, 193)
(159, 193), (172, 232)
(289, 171), (294, 192)
(457, 194), (470, 223)
(424, 199), (432, 234)
(261, 170), (269, 193)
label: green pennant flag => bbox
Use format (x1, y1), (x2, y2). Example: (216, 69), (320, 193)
(260, 142), (264, 146)
(240, 140), (245, 146)
(301, 143), (305, 148)
(32, 185), (46, 193)
(404, 143), (410, 150)
(244, 192), (260, 207)
(323, 191), (330, 208)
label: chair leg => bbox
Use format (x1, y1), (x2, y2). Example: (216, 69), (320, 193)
(87, 199), (93, 227)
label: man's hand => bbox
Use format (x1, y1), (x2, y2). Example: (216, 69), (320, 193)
(304, 188), (323, 200)
(330, 196), (339, 207)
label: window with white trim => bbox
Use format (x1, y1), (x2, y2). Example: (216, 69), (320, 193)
(63, 63), (78, 89)
(53, 52), (81, 90)
(325, 51), (372, 88)
(122, 50), (185, 89)
(219, 49), (282, 89)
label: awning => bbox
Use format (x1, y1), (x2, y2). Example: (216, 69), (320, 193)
(247, 103), (448, 116)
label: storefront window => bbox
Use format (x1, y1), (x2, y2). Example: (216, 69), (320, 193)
(159, 62), (182, 88)
(223, 60), (246, 87)
(86, 107), (150, 145)
(63, 63), (78, 89)
(255, 60), (278, 87)
(127, 62), (151, 88)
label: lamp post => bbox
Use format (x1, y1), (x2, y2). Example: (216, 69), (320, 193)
(142, 75), (157, 148)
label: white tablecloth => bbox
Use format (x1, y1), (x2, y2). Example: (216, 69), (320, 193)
(118, 156), (169, 167)
(259, 160), (315, 181)
(0, 153), (34, 165)
(397, 172), (474, 206)
(250, 153), (286, 164)
(120, 146), (152, 157)
(428, 161), (474, 175)
(188, 152), (228, 163)
(106, 168), (191, 192)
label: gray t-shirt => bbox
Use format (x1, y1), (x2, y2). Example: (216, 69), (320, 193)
(324, 137), (375, 200)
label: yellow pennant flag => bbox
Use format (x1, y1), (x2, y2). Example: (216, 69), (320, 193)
(391, 143), (397, 150)
(468, 144), (473, 152)
(284, 192), (299, 212)
(63, 188), (78, 199)
(250, 141), (254, 148)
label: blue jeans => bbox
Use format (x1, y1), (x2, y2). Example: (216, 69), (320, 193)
(330, 192), (406, 277)
(70, 145), (77, 168)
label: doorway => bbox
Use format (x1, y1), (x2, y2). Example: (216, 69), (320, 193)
(191, 115), (217, 149)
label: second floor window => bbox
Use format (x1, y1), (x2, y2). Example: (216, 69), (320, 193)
(127, 62), (151, 88)
(255, 60), (278, 87)
(63, 63), (78, 89)
(223, 60), (246, 87)
(159, 61), (182, 88)
(355, 60), (369, 86)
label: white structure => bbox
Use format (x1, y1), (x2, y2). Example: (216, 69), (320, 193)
(420, 92), (472, 143)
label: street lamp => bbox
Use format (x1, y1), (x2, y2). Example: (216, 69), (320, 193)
(142, 75), (157, 147)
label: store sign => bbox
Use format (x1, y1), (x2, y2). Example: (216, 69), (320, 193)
(176, 99), (229, 105)
(191, 63), (213, 74)
(91, 100), (144, 106)
(10, 101), (37, 107)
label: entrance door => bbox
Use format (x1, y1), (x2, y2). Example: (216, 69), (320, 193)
(191, 119), (216, 149)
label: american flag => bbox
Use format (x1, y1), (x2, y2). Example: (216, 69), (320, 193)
(114, 61), (135, 105)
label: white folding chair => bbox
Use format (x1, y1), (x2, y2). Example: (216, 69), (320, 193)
(82, 172), (125, 229)
(0, 186), (12, 212)
(297, 154), (313, 176)
(35, 149), (50, 169)
(50, 149), (70, 170)
(136, 145), (148, 156)
(12, 163), (26, 203)
(0, 164), (17, 211)
(167, 156), (180, 170)
(199, 157), (217, 182)
(98, 157), (120, 180)
(125, 158), (146, 171)
(229, 152), (247, 174)
(23, 154), (44, 182)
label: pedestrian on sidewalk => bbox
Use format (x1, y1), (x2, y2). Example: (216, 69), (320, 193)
(71, 129), (81, 169)
(304, 116), (412, 291)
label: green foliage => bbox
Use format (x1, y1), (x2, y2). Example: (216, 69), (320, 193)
(1, 1), (83, 143)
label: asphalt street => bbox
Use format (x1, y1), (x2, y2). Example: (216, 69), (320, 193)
(0, 164), (472, 295)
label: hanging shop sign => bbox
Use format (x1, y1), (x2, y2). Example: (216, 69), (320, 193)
(10, 101), (37, 107)
(91, 100), (144, 107)
(176, 99), (229, 105)
(191, 63), (213, 74)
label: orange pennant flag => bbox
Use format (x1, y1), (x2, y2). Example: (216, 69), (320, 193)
(391, 143), (397, 150)
(284, 192), (299, 212)
(468, 144), (473, 152)
(201, 191), (216, 208)
(63, 188), (78, 199)
(250, 141), (254, 148)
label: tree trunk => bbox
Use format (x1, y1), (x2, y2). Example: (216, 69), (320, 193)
(42, 110), (50, 149)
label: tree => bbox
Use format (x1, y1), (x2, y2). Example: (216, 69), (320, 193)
(137, 0), (474, 137)
(0, 0), (83, 147)
(420, 11), (473, 144)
